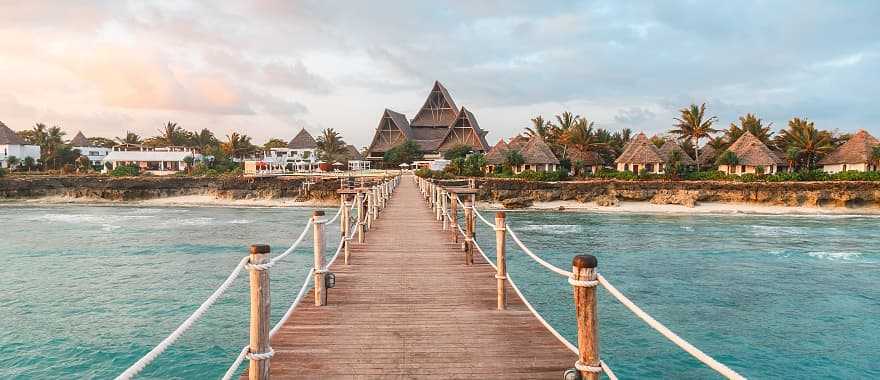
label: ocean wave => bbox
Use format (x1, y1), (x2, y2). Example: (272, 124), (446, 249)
(751, 225), (807, 236)
(806, 251), (865, 261)
(227, 219), (252, 224)
(33, 214), (155, 223)
(514, 224), (581, 235)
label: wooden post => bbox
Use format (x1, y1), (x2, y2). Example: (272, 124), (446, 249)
(572, 255), (600, 380)
(464, 200), (474, 265)
(248, 244), (271, 380)
(343, 200), (351, 265)
(450, 193), (458, 243)
(356, 192), (365, 243)
(494, 211), (507, 310)
(366, 192), (373, 231)
(313, 211), (327, 306)
(339, 194), (346, 236)
(441, 191), (448, 231)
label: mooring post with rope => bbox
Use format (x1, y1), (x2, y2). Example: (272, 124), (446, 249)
(450, 193), (458, 243)
(342, 198), (351, 265)
(441, 190), (449, 231)
(464, 200), (474, 265)
(356, 191), (365, 243)
(494, 211), (507, 310)
(365, 191), (373, 231)
(313, 211), (327, 306)
(572, 255), (601, 380)
(372, 187), (380, 220)
(247, 244), (272, 380)
(339, 194), (347, 236)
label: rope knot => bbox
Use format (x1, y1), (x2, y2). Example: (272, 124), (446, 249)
(494, 274), (507, 280)
(246, 261), (274, 271)
(568, 276), (598, 288)
(574, 360), (603, 373)
(247, 348), (275, 361)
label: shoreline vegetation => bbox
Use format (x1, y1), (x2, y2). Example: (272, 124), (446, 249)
(3, 175), (880, 215)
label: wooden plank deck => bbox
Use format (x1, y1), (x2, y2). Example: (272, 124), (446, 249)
(260, 176), (575, 378)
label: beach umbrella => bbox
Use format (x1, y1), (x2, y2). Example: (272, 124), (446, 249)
(333, 161), (344, 166)
(399, 163), (410, 167)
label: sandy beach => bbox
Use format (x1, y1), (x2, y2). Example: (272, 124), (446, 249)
(0, 195), (338, 208)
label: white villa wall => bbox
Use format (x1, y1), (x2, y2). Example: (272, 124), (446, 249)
(74, 146), (112, 165)
(616, 162), (663, 174)
(718, 164), (779, 175)
(822, 163), (873, 173)
(0, 144), (41, 168)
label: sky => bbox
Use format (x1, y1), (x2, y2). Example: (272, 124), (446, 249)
(1, 1), (878, 149)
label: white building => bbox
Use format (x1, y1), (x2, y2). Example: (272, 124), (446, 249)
(256, 128), (320, 173)
(70, 131), (111, 168)
(103, 145), (201, 175)
(0, 121), (41, 169)
(820, 130), (879, 173)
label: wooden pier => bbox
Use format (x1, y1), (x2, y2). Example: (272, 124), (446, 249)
(259, 177), (575, 378)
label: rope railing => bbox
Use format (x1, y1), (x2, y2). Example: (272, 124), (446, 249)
(118, 175), (400, 380)
(466, 204), (745, 380)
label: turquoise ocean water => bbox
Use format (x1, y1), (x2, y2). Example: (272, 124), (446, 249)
(0, 205), (878, 379)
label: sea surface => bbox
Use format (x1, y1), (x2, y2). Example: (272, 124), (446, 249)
(1, 205), (878, 379)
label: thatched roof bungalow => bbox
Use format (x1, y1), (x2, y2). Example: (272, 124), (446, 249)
(819, 130), (879, 173)
(517, 136), (560, 173)
(658, 140), (696, 167)
(0, 121), (41, 169)
(718, 131), (784, 175)
(566, 147), (603, 174)
(614, 133), (665, 173)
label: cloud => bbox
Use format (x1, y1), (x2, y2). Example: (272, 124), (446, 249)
(262, 60), (333, 95)
(614, 107), (656, 125)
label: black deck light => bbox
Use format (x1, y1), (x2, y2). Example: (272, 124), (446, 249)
(325, 272), (336, 289)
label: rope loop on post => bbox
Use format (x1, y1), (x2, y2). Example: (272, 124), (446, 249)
(494, 274), (507, 280)
(574, 360), (603, 373)
(246, 347), (275, 361)
(568, 276), (598, 288)
(245, 261), (274, 271)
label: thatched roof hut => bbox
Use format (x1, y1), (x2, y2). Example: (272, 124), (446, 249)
(520, 136), (559, 165)
(697, 144), (718, 166)
(819, 130), (879, 166)
(566, 147), (602, 166)
(345, 145), (364, 161)
(725, 131), (784, 166)
(484, 138), (509, 165)
(658, 140), (696, 166)
(0, 121), (26, 145)
(288, 128), (317, 149)
(614, 133), (664, 165)
(70, 131), (92, 147)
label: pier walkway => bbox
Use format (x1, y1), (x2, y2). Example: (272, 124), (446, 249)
(265, 176), (573, 378)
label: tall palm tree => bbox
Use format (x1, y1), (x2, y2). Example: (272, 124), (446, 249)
(191, 128), (217, 149)
(262, 138), (288, 150)
(524, 116), (552, 140)
(670, 103), (719, 170)
(872, 146), (880, 171)
(156, 121), (189, 146)
(315, 128), (348, 163)
(43, 126), (66, 170)
(552, 112), (579, 157)
(562, 118), (602, 151)
(726, 113), (773, 145)
(784, 147), (800, 173)
(116, 131), (143, 145)
(774, 118), (834, 170)
(222, 132), (256, 159)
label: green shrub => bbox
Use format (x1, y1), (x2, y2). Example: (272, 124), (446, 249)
(109, 165), (139, 177)
(515, 170), (568, 182)
(832, 170), (880, 181)
(739, 173), (759, 182)
(0, 167), (6, 177)
(684, 171), (736, 181)
(414, 168), (454, 179)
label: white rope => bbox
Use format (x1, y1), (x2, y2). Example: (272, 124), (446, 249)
(597, 274), (746, 380)
(568, 277), (599, 288)
(472, 207), (496, 228)
(116, 256), (250, 380)
(267, 219), (313, 265)
(246, 348), (275, 361)
(507, 225), (573, 277)
(324, 206), (343, 225)
(222, 346), (249, 380)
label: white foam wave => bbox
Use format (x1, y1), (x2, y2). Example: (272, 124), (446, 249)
(751, 225), (807, 236)
(514, 224), (581, 235)
(806, 251), (865, 261)
(227, 219), (252, 224)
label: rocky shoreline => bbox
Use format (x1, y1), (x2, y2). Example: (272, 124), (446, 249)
(467, 178), (880, 210)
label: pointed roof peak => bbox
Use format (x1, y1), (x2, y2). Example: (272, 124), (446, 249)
(411, 81), (458, 127)
(70, 131), (91, 147)
(288, 128), (317, 149)
(819, 129), (879, 165)
(0, 121), (26, 145)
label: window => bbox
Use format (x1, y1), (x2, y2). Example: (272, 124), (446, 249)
(741, 165), (746, 173)
(842, 164), (847, 172)
(624, 164), (629, 171)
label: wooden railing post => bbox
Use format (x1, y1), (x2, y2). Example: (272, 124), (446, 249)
(356, 192), (365, 243)
(313, 211), (327, 306)
(373, 187), (380, 219)
(366, 191), (373, 231)
(339, 194), (346, 236)
(343, 199), (351, 265)
(494, 211), (507, 310)
(450, 193), (458, 243)
(441, 191), (449, 231)
(464, 200), (474, 265)
(248, 244), (271, 380)
(572, 255), (600, 380)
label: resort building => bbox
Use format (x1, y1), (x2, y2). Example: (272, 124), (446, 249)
(482, 136), (560, 174)
(365, 81), (490, 167)
(615, 133), (665, 173)
(345, 145), (371, 171)
(697, 145), (718, 169)
(261, 128), (320, 172)
(484, 138), (509, 173)
(716, 131), (784, 175)
(0, 121), (40, 169)
(566, 146), (603, 175)
(70, 131), (111, 168)
(658, 140), (696, 169)
(103, 145), (201, 175)
(819, 130), (879, 173)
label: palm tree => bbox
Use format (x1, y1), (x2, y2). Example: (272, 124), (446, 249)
(156, 121), (189, 146)
(116, 131), (143, 145)
(716, 150), (739, 174)
(315, 128), (348, 163)
(222, 132), (256, 159)
(191, 128), (217, 150)
(524, 116), (552, 140)
(5, 156), (20, 171)
(872, 146), (880, 171)
(784, 147), (800, 173)
(23, 156), (36, 172)
(726, 113), (773, 145)
(76, 156), (92, 174)
(670, 103), (719, 170)
(774, 118), (834, 170)
(262, 138), (288, 150)
(562, 118), (605, 153)
(552, 111), (579, 157)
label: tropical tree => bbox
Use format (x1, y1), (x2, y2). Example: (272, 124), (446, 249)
(262, 138), (288, 150)
(191, 128), (218, 149)
(5, 156), (20, 171)
(151, 121), (189, 147)
(726, 113), (773, 145)
(442, 144), (473, 160)
(116, 131), (143, 145)
(22, 156), (36, 172)
(716, 150), (739, 174)
(383, 140), (421, 167)
(774, 118), (834, 170)
(670, 103), (719, 170)
(873, 146), (880, 171)
(504, 150), (524, 169)
(784, 147), (800, 173)
(76, 156), (92, 173)
(315, 128), (349, 163)
(221, 132), (257, 159)
(524, 116), (553, 140)
(562, 117), (605, 153)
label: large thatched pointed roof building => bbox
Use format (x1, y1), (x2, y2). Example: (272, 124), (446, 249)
(366, 81), (490, 166)
(819, 129), (879, 173)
